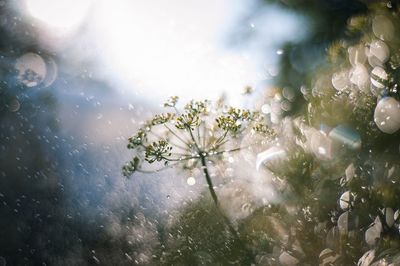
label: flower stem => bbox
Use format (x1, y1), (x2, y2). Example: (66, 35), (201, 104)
(199, 153), (254, 264)
(199, 153), (239, 239)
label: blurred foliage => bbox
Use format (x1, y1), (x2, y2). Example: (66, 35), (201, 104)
(138, 1), (400, 265)
(263, 0), (369, 116)
(159, 196), (253, 265)
(237, 0), (400, 265)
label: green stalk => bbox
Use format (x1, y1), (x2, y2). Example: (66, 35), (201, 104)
(199, 154), (240, 239)
(199, 153), (254, 264)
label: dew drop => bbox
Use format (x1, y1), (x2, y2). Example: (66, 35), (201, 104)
(349, 64), (369, 90)
(187, 176), (196, 186)
(367, 40), (390, 66)
(15, 53), (46, 87)
(337, 211), (349, 234)
(370, 66), (388, 89)
(339, 191), (351, 210)
(374, 97), (400, 134)
(331, 70), (350, 91)
(372, 15), (394, 41)
(348, 45), (366, 66)
(8, 98), (20, 112)
(261, 104), (271, 114)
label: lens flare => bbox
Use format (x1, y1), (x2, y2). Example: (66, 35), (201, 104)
(26, 0), (91, 30)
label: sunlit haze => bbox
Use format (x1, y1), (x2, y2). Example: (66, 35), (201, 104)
(4, 1), (398, 265)
(26, 0), (92, 30)
(23, 0), (305, 103)
(91, 0), (257, 102)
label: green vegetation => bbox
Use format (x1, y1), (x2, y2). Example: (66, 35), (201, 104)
(124, 1), (400, 265)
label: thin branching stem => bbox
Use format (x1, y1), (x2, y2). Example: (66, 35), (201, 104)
(136, 162), (180, 173)
(210, 138), (229, 151)
(208, 146), (247, 156)
(173, 106), (180, 115)
(167, 141), (189, 152)
(170, 152), (196, 157)
(202, 120), (207, 149)
(163, 155), (200, 162)
(199, 155), (239, 238)
(147, 128), (165, 140)
(216, 130), (228, 145)
(148, 130), (186, 150)
(186, 125), (201, 153)
(164, 124), (191, 147)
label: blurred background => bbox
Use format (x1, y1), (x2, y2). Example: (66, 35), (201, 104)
(0, 0), (390, 265)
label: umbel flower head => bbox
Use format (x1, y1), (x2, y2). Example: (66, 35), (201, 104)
(123, 96), (275, 177)
(122, 95), (275, 258)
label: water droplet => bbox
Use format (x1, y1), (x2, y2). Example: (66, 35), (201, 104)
(271, 101), (282, 115)
(374, 97), (400, 134)
(8, 98), (20, 112)
(370, 66), (388, 89)
(384, 207), (394, 227)
(372, 15), (394, 41)
(348, 45), (366, 66)
(310, 131), (333, 160)
(125, 253), (133, 261)
(361, 198), (366, 203)
(282, 87), (295, 101)
(339, 191), (351, 210)
(394, 209), (399, 221)
(224, 167), (234, 177)
(92, 255), (100, 264)
(42, 56), (58, 87)
(256, 146), (287, 171)
(358, 250), (375, 265)
(345, 163), (355, 182)
(331, 70), (350, 91)
(280, 100), (291, 111)
(300, 85), (309, 95)
(319, 249), (340, 265)
(367, 40), (390, 66)
(365, 219), (381, 246)
(326, 226), (339, 248)
(318, 147), (326, 155)
(279, 252), (299, 266)
(328, 125), (361, 150)
(186, 176), (196, 186)
(261, 104), (271, 114)
(15, 53), (46, 87)
(337, 211), (349, 234)
(349, 64), (369, 90)
(241, 202), (253, 213)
